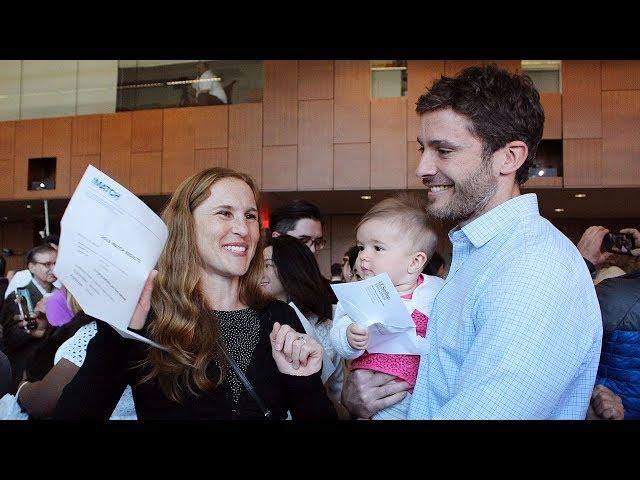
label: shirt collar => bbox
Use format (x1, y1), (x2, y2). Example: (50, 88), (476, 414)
(449, 193), (540, 249)
(31, 278), (50, 296)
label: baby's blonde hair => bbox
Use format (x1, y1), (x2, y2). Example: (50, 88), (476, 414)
(357, 192), (438, 257)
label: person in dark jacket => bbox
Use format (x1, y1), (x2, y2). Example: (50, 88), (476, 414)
(55, 167), (336, 420)
(0, 350), (11, 397)
(578, 225), (640, 419)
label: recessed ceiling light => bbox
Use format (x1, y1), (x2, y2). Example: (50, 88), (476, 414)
(574, 193), (587, 198)
(554, 208), (564, 213)
(361, 195), (372, 200)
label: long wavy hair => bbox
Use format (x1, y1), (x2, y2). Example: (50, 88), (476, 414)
(140, 167), (269, 402)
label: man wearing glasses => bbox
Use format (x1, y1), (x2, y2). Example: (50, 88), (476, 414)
(269, 200), (336, 303)
(269, 200), (327, 257)
(0, 244), (58, 392)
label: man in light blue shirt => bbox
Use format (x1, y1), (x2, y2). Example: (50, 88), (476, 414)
(342, 64), (602, 419)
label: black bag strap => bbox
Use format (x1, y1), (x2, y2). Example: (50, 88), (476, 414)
(219, 344), (273, 420)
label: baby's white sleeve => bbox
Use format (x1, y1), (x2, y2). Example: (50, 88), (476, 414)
(329, 303), (365, 360)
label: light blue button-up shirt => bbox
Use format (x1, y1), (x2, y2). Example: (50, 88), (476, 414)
(408, 194), (602, 419)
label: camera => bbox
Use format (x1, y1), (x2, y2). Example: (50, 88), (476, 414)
(603, 233), (636, 255)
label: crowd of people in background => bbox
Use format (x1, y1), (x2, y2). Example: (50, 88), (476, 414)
(0, 64), (636, 421)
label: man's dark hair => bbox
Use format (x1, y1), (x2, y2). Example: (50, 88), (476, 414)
(345, 245), (360, 270)
(0, 256), (5, 277)
(26, 244), (57, 266)
(42, 234), (59, 247)
(330, 263), (342, 277)
(416, 64), (545, 185)
(270, 235), (333, 322)
(269, 200), (323, 235)
(422, 251), (445, 276)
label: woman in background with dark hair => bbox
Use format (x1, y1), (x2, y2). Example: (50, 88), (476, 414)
(342, 245), (361, 283)
(422, 251), (446, 278)
(260, 235), (347, 417)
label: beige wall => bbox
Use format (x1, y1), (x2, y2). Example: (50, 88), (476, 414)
(2, 60), (640, 275)
(3, 60), (639, 203)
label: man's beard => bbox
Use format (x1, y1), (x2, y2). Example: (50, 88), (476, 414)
(425, 159), (497, 223)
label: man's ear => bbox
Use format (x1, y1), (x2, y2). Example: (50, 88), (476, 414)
(271, 231), (281, 238)
(499, 140), (529, 176)
(408, 251), (428, 275)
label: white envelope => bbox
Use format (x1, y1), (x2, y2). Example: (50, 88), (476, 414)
(54, 165), (167, 349)
(331, 273), (429, 355)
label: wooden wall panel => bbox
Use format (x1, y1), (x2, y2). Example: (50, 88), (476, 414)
(487, 60), (521, 73)
(195, 148), (228, 172)
(1, 221), (34, 272)
(194, 105), (228, 149)
(70, 154), (100, 191)
(602, 61), (640, 90)
(371, 97), (407, 189)
(0, 159), (13, 199)
(298, 60), (334, 100)
(333, 143), (370, 190)
(131, 110), (163, 153)
(562, 61), (602, 139)
(444, 60), (482, 77)
(0, 121), (15, 159)
(298, 100), (333, 190)
(42, 117), (72, 196)
(72, 115), (101, 156)
(13, 119), (42, 197)
(334, 61), (370, 144)
(162, 107), (195, 193)
(229, 104), (262, 186)
(406, 61), (444, 142)
(163, 107), (196, 152)
(101, 112), (132, 188)
(0, 121), (15, 198)
(262, 146), (297, 191)
(522, 176), (563, 189)
(407, 141), (423, 189)
(563, 139), (602, 187)
(540, 92), (562, 139)
(130, 152), (162, 194)
(602, 91), (640, 186)
(263, 61), (298, 146)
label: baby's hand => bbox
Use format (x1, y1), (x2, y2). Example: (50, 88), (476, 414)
(347, 323), (369, 350)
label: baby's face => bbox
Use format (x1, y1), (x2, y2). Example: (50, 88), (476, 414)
(356, 218), (418, 287)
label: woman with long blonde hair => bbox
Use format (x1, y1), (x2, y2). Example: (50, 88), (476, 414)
(55, 167), (336, 419)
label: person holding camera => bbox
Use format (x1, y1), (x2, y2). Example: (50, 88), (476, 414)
(577, 226), (640, 419)
(0, 244), (58, 393)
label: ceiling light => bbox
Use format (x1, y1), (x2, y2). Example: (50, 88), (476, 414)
(574, 193), (587, 198)
(554, 208), (564, 213)
(361, 195), (372, 200)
